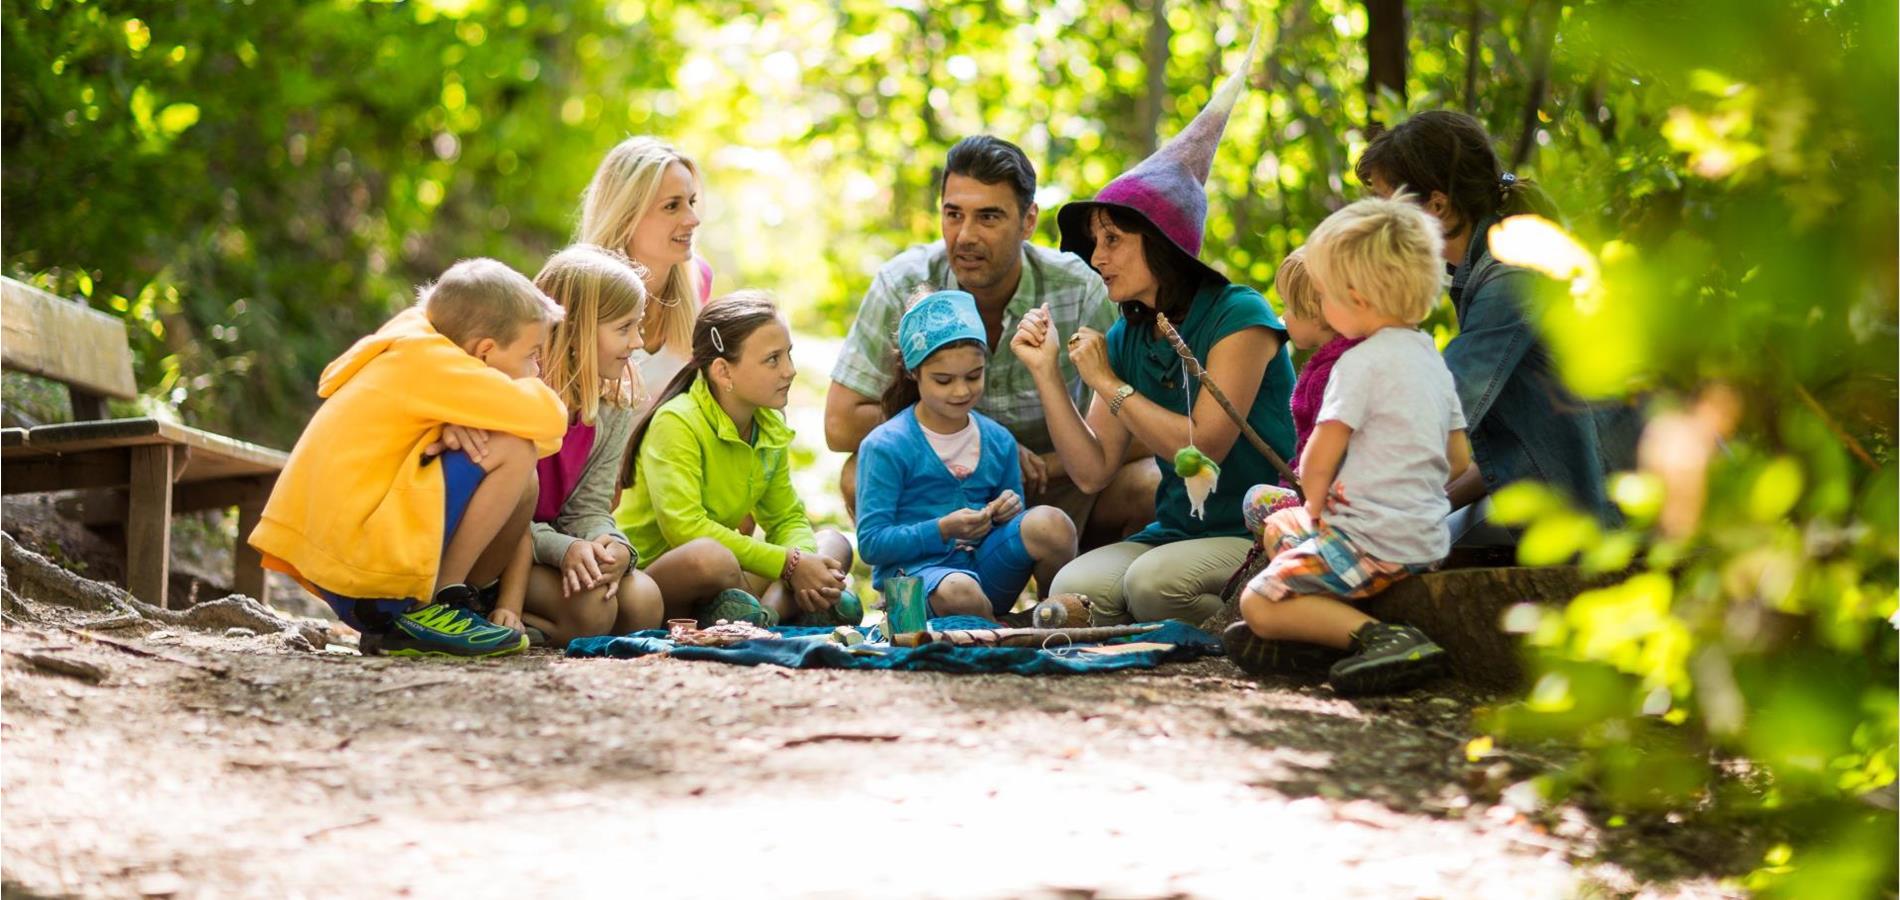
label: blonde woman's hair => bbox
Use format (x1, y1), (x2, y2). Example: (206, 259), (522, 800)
(1303, 193), (1446, 326)
(1273, 246), (1322, 322)
(576, 136), (703, 356)
(421, 258), (563, 348)
(534, 245), (650, 426)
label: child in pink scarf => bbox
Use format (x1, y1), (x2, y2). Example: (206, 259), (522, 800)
(1243, 247), (1363, 535)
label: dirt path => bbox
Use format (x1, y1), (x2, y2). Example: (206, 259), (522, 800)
(0, 587), (1742, 899)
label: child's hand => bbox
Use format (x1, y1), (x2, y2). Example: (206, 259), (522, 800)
(1261, 506), (1307, 551)
(787, 553), (844, 612)
(488, 608), (522, 630)
(561, 540), (614, 597)
(425, 425), (491, 462)
(591, 535), (632, 578)
(441, 425), (491, 463)
(987, 490), (1023, 523)
(939, 507), (994, 543)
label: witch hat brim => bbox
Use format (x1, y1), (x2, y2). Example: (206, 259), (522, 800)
(1057, 199), (1232, 288)
(1059, 27), (1261, 287)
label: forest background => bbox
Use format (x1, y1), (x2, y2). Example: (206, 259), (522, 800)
(3, 0), (1896, 894)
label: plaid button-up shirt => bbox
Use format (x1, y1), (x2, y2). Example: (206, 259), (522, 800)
(832, 242), (1114, 454)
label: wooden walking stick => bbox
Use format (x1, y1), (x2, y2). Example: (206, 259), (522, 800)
(1154, 312), (1304, 497)
(890, 623), (1163, 649)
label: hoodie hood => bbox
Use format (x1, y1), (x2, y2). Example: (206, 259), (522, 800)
(318, 306), (448, 398)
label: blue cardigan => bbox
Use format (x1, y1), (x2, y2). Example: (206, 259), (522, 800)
(855, 407), (1024, 591)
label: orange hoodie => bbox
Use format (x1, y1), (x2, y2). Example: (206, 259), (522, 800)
(249, 306), (567, 602)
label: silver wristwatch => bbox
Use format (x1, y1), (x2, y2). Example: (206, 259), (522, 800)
(1107, 383), (1136, 417)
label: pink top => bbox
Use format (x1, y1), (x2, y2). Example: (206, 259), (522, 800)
(534, 419), (597, 522)
(921, 418), (982, 479)
(1291, 335), (1365, 466)
(695, 256), (714, 303)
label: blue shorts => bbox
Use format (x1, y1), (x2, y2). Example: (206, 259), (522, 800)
(906, 515), (1037, 617)
(315, 450), (487, 632)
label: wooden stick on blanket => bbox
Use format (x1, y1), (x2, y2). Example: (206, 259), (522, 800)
(1155, 312), (1303, 497)
(891, 623), (1163, 649)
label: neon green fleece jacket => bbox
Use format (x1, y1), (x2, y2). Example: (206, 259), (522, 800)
(620, 375), (818, 579)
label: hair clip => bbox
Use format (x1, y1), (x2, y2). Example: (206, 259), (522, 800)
(1499, 172), (1518, 186)
(710, 326), (725, 353)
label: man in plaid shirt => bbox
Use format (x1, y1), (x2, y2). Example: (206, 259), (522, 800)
(825, 135), (1159, 550)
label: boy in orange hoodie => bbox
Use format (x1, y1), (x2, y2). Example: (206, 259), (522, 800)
(249, 258), (569, 658)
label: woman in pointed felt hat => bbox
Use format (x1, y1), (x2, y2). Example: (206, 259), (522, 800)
(1010, 31), (1298, 628)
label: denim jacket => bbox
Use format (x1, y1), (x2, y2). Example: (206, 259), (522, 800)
(1446, 217), (1611, 521)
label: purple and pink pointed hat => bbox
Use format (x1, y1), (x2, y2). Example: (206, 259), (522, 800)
(1059, 30), (1260, 286)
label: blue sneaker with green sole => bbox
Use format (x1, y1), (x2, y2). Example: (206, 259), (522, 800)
(371, 600), (527, 659)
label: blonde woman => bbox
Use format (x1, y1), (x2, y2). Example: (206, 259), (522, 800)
(577, 136), (714, 411)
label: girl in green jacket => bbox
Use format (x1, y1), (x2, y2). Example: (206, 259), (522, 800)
(621, 292), (857, 627)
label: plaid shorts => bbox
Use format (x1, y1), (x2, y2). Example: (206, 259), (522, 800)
(1246, 507), (1431, 602)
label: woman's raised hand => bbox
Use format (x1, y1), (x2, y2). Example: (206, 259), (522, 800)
(1065, 327), (1115, 394)
(1009, 303), (1062, 375)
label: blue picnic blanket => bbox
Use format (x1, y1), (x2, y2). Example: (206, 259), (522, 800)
(564, 616), (1222, 674)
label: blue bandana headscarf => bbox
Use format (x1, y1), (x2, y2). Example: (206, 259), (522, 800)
(898, 290), (986, 370)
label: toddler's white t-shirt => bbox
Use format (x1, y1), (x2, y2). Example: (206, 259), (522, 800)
(1317, 327), (1467, 564)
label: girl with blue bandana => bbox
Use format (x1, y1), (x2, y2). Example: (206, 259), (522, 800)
(856, 289), (1080, 618)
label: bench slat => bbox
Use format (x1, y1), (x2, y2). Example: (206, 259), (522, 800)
(1, 278), (138, 402)
(22, 417), (288, 481)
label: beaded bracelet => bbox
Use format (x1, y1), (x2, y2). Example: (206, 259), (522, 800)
(781, 546), (803, 582)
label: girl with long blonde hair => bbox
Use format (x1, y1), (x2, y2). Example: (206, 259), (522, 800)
(503, 245), (666, 644)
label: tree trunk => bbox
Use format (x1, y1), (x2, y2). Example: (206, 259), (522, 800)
(1585, 62), (1614, 141)
(1138, 0), (1172, 155)
(1511, 0), (1560, 170)
(1365, 0), (1408, 125)
(1463, 0), (1482, 113)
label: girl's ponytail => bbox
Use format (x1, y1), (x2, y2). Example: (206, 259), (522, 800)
(1497, 172), (1565, 224)
(879, 348), (922, 418)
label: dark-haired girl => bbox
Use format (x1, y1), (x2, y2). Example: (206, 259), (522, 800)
(1010, 51), (1297, 627)
(1355, 110), (1612, 530)
(620, 292), (858, 628)
(856, 290), (1078, 619)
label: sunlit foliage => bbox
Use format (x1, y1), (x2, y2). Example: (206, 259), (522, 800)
(4, 0), (1895, 890)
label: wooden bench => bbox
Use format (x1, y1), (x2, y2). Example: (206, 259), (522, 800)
(1, 276), (288, 608)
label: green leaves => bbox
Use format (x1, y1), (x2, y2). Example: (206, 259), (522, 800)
(3, 6), (1895, 889)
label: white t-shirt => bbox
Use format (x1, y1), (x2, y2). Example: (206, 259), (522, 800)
(920, 417), (982, 480)
(1317, 327), (1467, 564)
(629, 345), (690, 421)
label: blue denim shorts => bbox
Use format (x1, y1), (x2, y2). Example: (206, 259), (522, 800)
(905, 515), (1036, 616)
(316, 450), (487, 632)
